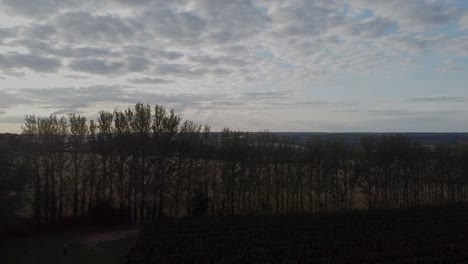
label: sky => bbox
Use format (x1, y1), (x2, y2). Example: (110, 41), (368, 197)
(0, 0), (467, 133)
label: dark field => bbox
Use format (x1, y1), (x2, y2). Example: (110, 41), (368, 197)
(274, 132), (468, 145)
(0, 226), (138, 264)
(127, 205), (468, 264)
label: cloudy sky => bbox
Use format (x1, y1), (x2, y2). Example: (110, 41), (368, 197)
(0, 0), (467, 133)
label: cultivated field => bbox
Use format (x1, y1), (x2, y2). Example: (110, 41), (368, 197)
(126, 205), (468, 264)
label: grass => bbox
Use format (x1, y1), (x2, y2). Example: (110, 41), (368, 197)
(0, 226), (138, 264)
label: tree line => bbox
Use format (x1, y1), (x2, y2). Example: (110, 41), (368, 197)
(1, 103), (468, 225)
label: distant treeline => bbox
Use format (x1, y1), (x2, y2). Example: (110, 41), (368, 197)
(273, 132), (468, 146)
(1, 103), (468, 225)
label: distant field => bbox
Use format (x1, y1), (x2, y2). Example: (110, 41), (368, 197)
(127, 205), (468, 263)
(2, 132), (468, 146)
(273, 132), (468, 145)
(0, 226), (139, 264)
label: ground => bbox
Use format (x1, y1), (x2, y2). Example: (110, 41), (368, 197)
(0, 226), (139, 264)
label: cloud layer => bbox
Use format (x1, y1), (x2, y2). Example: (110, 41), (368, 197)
(0, 0), (467, 132)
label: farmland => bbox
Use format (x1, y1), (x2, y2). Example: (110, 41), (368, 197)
(2, 104), (468, 263)
(126, 204), (468, 264)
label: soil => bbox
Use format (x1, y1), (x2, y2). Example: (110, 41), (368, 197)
(78, 227), (139, 244)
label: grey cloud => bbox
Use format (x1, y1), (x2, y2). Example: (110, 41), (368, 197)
(51, 107), (85, 115)
(125, 57), (151, 72)
(188, 55), (247, 67)
(8, 86), (295, 116)
(22, 24), (57, 40)
(0, 0), (76, 18)
(241, 90), (292, 101)
(351, 0), (463, 30)
(14, 85), (135, 107)
(63, 75), (89, 80)
(111, 0), (160, 5)
(188, 0), (270, 43)
(460, 14), (468, 30)
(69, 59), (124, 75)
(216, 45), (250, 55)
(12, 39), (117, 58)
(153, 64), (207, 78)
(122, 46), (184, 60)
(0, 52), (62, 73)
(268, 0), (347, 37)
(381, 34), (466, 58)
(0, 115), (27, 123)
(0, 90), (31, 108)
(333, 109), (416, 116)
(444, 36), (468, 56)
(0, 27), (17, 42)
(296, 100), (360, 107)
(0, 0), (466, 134)
(141, 9), (205, 44)
(339, 17), (399, 38)
(109, 0), (187, 9)
(53, 11), (138, 44)
(384, 34), (438, 54)
(10, 86), (212, 113)
(350, 117), (468, 132)
(407, 97), (468, 103)
(210, 68), (232, 75)
(437, 60), (462, 73)
(45, 103), (90, 115)
(157, 50), (184, 60)
(127, 77), (174, 84)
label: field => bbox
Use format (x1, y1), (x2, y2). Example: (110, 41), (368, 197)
(127, 205), (468, 264)
(0, 226), (138, 264)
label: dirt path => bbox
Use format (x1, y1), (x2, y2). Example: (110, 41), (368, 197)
(78, 227), (139, 244)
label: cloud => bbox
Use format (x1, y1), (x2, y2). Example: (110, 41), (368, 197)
(187, 0), (270, 43)
(21, 24), (57, 40)
(187, 55), (247, 67)
(127, 77), (174, 84)
(349, 117), (468, 132)
(140, 8), (206, 45)
(125, 57), (151, 72)
(460, 14), (468, 30)
(0, 0), (467, 132)
(12, 39), (117, 58)
(109, 0), (186, 9)
(0, 90), (32, 109)
(0, 27), (17, 42)
(350, 0), (463, 30)
(335, 109), (414, 116)
(0, 52), (62, 73)
(337, 17), (399, 39)
(444, 36), (468, 56)
(152, 64), (207, 78)
(437, 59), (463, 73)
(52, 11), (139, 44)
(407, 96), (468, 103)
(3, 86), (296, 115)
(69, 59), (124, 75)
(382, 33), (445, 55)
(0, 0), (76, 18)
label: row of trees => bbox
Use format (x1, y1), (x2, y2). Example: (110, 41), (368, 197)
(3, 103), (468, 224)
